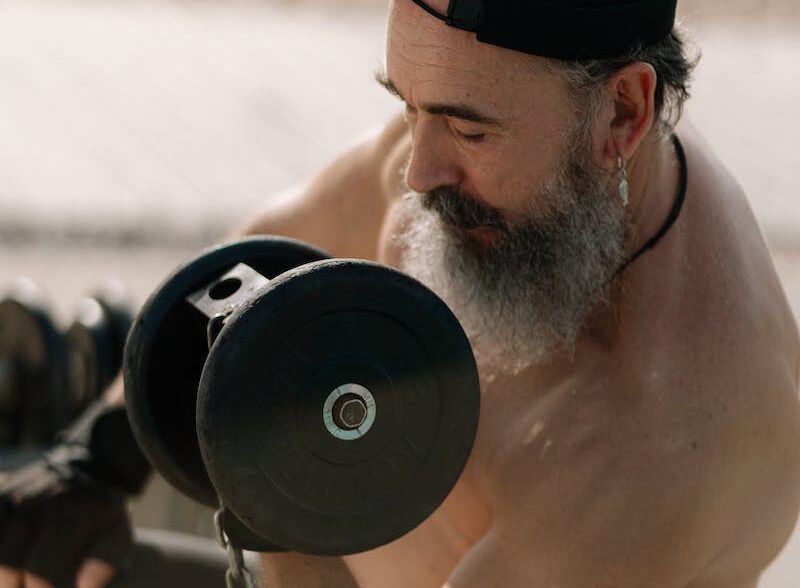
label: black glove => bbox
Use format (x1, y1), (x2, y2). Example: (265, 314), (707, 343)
(0, 400), (151, 587)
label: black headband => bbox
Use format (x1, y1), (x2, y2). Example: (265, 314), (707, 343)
(408, 0), (678, 60)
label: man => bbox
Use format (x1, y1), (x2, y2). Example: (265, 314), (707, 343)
(240, 1), (800, 586)
(2, 0), (799, 586)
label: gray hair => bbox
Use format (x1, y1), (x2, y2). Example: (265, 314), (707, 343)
(547, 28), (700, 135)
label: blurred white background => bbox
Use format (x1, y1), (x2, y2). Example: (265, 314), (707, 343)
(0, 0), (797, 248)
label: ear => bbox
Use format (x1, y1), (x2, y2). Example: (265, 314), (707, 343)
(602, 62), (657, 164)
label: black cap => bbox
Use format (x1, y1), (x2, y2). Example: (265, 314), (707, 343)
(408, 0), (678, 60)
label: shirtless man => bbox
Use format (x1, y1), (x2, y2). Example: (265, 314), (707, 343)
(1, 0), (799, 586)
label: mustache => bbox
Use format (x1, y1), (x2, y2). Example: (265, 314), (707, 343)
(418, 187), (508, 231)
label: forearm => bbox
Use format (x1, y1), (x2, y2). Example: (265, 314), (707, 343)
(259, 552), (360, 588)
(103, 374), (126, 405)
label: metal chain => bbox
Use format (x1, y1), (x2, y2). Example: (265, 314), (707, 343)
(214, 508), (258, 588)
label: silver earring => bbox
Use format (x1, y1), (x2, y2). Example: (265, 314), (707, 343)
(617, 156), (629, 208)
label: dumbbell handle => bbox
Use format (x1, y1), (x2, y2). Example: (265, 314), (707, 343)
(184, 263), (287, 555)
(186, 263), (270, 348)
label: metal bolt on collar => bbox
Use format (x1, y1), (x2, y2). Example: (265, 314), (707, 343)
(323, 383), (376, 441)
(335, 397), (368, 429)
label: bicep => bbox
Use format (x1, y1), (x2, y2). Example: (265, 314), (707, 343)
(234, 114), (407, 260)
(444, 521), (634, 588)
(446, 516), (690, 588)
(445, 448), (712, 587)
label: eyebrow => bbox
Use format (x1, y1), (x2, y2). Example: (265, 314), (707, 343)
(374, 70), (502, 127)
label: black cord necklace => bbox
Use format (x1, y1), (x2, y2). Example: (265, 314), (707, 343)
(616, 134), (688, 276)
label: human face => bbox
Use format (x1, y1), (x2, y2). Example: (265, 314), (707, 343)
(383, 0), (584, 222)
(385, 1), (627, 370)
(399, 126), (627, 373)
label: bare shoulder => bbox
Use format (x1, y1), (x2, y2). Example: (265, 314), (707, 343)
(665, 124), (800, 573)
(667, 122), (800, 427)
(472, 125), (800, 585)
(236, 112), (409, 259)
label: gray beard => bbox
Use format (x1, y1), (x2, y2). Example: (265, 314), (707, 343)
(398, 147), (628, 375)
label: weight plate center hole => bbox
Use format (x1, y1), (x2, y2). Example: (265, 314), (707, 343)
(208, 278), (242, 301)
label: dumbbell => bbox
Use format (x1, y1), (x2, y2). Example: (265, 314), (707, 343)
(0, 279), (133, 447)
(0, 279), (68, 447)
(63, 282), (133, 422)
(125, 236), (480, 555)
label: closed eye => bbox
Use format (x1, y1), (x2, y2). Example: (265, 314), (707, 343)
(454, 129), (486, 143)
(448, 121), (487, 143)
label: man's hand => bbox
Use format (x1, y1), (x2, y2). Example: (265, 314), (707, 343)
(0, 400), (150, 588)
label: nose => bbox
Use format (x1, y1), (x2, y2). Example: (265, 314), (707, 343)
(404, 117), (462, 194)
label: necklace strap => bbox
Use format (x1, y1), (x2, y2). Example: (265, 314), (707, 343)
(616, 134), (688, 276)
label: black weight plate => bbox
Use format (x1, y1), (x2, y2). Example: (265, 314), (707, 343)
(64, 286), (134, 421)
(94, 283), (134, 393)
(197, 259), (480, 555)
(124, 237), (329, 507)
(64, 299), (116, 419)
(0, 280), (67, 446)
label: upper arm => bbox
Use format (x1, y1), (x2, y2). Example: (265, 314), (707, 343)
(445, 413), (718, 588)
(234, 113), (408, 260)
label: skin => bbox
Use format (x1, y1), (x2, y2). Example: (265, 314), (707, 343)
(4, 0), (799, 586)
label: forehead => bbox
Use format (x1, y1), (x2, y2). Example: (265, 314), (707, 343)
(386, 0), (553, 111)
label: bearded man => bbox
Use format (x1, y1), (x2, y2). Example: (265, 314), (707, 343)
(236, 1), (800, 586)
(0, 1), (798, 587)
